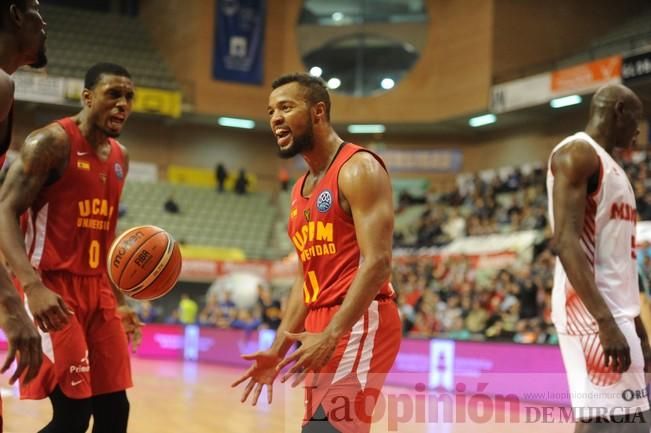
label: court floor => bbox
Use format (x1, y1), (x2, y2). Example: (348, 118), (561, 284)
(1, 356), (573, 433)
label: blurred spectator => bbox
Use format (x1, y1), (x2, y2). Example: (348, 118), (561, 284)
(215, 162), (227, 192)
(257, 285), (282, 330)
(199, 292), (221, 327)
(234, 169), (249, 195)
(178, 293), (198, 325)
(118, 203), (128, 218)
(219, 290), (237, 317)
(135, 300), (161, 324)
(164, 194), (180, 214)
(230, 308), (262, 332)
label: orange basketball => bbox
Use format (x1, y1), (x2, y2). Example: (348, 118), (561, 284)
(107, 225), (182, 301)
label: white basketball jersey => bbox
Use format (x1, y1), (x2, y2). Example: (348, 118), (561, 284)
(547, 132), (639, 335)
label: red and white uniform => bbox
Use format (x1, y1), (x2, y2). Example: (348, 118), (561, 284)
(0, 106), (11, 432)
(547, 131), (648, 417)
(288, 143), (402, 433)
(20, 117), (132, 400)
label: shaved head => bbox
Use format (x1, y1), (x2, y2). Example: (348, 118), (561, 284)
(586, 83), (643, 150)
(590, 83), (642, 114)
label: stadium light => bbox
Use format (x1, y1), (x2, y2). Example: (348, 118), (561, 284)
(327, 77), (341, 89)
(550, 94), (582, 108)
(468, 114), (496, 128)
(347, 124), (386, 134)
(217, 117), (255, 129)
(381, 78), (395, 90)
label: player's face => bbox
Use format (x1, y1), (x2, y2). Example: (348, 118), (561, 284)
(20, 0), (48, 68)
(87, 74), (135, 138)
(268, 82), (315, 159)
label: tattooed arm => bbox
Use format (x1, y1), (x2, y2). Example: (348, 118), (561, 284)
(550, 139), (630, 373)
(0, 124), (73, 333)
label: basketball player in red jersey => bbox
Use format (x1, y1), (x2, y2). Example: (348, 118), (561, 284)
(233, 73), (401, 433)
(0, 63), (141, 433)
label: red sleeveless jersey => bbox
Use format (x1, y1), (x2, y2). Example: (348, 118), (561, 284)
(23, 117), (126, 275)
(287, 143), (394, 309)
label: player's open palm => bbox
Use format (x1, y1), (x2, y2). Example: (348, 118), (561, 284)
(232, 350), (281, 405)
(599, 319), (631, 373)
(25, 282), (73, 333)
(0, 299), (42, 385)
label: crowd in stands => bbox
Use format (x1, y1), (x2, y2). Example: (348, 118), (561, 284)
(135, 286), (284, 332)
(133, 150), (651, 345)
(394, 164), (548, 248)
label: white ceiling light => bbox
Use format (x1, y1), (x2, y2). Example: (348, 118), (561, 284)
(217, 117), (255, 129)
(550, 94), (582, 108)
(327, 77), (341, 89)
(347, 124), (386, 134)
(309, 66), (323, 77)
(468, 114), (496, 128)
(380, 78), (395, 90)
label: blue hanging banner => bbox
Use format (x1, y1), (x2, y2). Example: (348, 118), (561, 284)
(213, 0), (266, 85)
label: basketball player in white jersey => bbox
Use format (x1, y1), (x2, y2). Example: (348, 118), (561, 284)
(548, 83), (650, 432)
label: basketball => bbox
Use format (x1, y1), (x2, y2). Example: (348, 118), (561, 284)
(107, 225), (182, 301)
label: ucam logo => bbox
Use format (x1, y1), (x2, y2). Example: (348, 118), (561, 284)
(317, 190), (333, 213)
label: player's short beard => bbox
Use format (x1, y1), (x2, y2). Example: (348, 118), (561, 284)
(29, 45), (48, 69)
(103, 128), (121, 138)
(278, 122), (314, 159)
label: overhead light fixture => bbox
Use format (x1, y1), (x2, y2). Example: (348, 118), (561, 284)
(347, 124), (386, 134)
(550, 94), (582, 108)
(309, 66), (323, 77)
(380, 78), (395, 90)
(327, 77), (341, 89)
(468, 114), (496, 128)
(217, 117), (255, 129)
(332, 12), (344, 22)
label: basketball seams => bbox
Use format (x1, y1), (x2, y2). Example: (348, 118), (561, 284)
(108, 225), (181, 301)
(124, 233), (173, 295)
(137, 245), (182, 300)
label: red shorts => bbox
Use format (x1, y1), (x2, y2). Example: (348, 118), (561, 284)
(302, 298), (402, 433)
(20, 271), (132, 400)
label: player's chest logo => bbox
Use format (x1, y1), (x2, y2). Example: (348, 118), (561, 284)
(316, 190), (332, 213)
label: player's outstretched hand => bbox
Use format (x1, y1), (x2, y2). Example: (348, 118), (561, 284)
(231, 350), (282, 406)
(599, 319), (631, 373)
(118, 305), (145, 353)
(0, 297), (42, 385)
(24, 281), (73, 333)
(277, 331), (337, 386)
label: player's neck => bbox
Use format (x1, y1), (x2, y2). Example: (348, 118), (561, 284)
(585, 121), (616, 154)
(302, 131), (343, 177)
(0, 37), (24, 74)
(75, 112), (110, 149)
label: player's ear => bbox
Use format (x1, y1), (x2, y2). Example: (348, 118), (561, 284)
(614, 100), (626, 117)
(313, 101), (326, 123)
(8, 4), (23, 29)
(81, 88), (93, 108)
